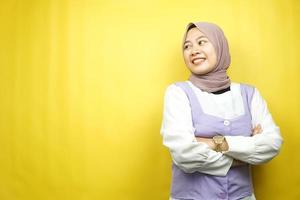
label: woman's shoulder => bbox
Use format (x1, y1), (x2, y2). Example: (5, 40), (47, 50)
(162, 82), (191, 106)
(163, 81), (188, 97)
(232, 82), (261, 103)
(164, 80), (191, 90)
(231, 81), (257, 92)
(231, 81), (255, 88)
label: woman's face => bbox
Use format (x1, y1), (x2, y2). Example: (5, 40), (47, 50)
(183, 27), (217, 75)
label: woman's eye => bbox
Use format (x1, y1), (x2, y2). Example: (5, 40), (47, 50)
(184, 45), (190, 49)
(198, 40), (206, 45)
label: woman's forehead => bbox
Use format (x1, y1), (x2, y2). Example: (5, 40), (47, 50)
(184, 28), (207, 42)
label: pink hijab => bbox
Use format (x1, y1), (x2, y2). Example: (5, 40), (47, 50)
(182, 22), (231, 93)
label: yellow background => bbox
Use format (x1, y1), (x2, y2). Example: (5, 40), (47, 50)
(0, 0), (299, 199)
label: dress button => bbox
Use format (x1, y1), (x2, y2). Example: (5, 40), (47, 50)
(223, 120), (230, 126)
(219, 192), (227, 199)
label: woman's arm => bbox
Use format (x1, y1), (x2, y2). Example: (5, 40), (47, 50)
(196, 124), (263, 167)
(160, 84), (233, 176)
(222, 88), (283, 164)
(195, 124), (263, 150)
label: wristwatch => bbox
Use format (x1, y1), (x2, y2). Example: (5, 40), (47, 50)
(212, 135), (225, 152)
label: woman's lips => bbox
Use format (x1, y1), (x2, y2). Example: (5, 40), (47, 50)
(192, 58), (206, 65)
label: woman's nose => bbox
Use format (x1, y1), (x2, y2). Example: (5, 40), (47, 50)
(191, 48), (200, 55)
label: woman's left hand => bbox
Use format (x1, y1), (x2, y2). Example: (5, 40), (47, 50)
(251, 124), (263, 136)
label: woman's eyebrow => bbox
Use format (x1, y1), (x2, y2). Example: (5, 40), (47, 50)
(184, 35), (207, 45)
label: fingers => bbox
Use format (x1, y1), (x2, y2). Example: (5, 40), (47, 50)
(232, 159), (247, 167)
(251, 124), (263, 136)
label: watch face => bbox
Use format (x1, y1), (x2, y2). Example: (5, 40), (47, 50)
(213, 135), (224, 144)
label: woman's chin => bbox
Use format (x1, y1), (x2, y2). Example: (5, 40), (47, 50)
(191, 66), (211, 75)
(189, 63), (216, 75)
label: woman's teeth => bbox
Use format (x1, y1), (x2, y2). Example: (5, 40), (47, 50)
(193, 58), (205, 64)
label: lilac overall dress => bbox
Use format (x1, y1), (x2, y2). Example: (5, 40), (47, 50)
(171, 81), (255, 200)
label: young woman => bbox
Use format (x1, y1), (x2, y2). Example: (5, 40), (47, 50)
(160, 22), (283, 200)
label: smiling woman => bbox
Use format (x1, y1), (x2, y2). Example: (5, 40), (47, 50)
(183, 25), (217, 75)
(160, 22), (283, 200)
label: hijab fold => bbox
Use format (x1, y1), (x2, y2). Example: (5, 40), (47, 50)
(182, 22), (231, 93)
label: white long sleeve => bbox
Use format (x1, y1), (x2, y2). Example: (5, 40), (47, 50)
(223, 88), (283, 164)
(160, 84), (233, 176)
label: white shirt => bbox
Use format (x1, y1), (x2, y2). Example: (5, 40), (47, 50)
(160, 81), (283, 176)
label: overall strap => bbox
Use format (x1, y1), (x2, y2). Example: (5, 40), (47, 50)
(240, 83), (255, 119)
(174, 81), (202, 125)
